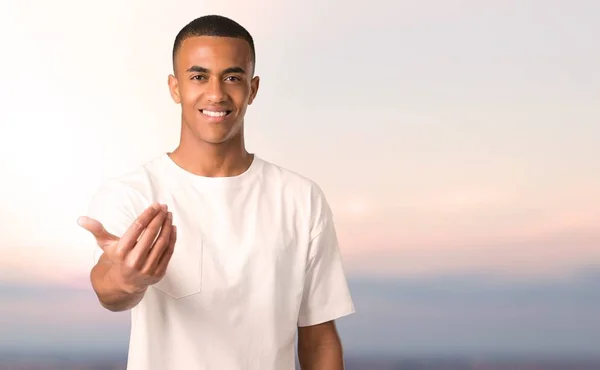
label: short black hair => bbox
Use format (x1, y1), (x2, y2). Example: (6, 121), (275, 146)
(172, 15), (256, 72)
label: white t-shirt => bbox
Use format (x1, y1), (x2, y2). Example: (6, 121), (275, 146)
(85, 153), (355, 370)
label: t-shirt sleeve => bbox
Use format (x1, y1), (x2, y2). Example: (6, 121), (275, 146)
(85, 179), (148, 265)
(297, 185), (355, 327)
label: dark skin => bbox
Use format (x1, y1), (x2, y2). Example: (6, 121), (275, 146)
(298, 321), (346, 370)
(169, 35), (345, 369)
(167, 35), (258, 177)
(82, 35), (345, 369)
(79, 204), (176, 312)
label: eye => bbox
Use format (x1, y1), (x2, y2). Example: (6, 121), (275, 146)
(225, 75), (241, 82)
(191, 75), (207, 81)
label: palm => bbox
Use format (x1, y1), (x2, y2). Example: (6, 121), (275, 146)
(78, 204), (177, 293)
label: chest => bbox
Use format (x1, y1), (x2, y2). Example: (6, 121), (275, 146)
(149, 183), (309, 301)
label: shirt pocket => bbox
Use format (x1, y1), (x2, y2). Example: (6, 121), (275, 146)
(151, 230), (203, 299)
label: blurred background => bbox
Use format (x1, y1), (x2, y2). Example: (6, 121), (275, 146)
(1, 0), (599, 369)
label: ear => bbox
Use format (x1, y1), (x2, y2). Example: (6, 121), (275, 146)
(248, 76), (260, 105)
(168, 74), (181, 104)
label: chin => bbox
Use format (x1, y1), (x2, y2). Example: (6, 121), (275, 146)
(198, 128), (241, 145)
(200, 136), (232, 145)
(183, 116), (243, 145)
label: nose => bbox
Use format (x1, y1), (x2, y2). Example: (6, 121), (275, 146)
(205, 78), (226, 103)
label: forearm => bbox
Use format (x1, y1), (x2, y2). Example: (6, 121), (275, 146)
(90, 259), (146, 312)
(298, 338), (345, 370)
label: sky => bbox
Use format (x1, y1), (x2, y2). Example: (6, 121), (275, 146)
(0, 0), (599, 358)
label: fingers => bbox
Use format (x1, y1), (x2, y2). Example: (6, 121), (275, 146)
(154, 224), (177, 278)
(118, 204), (163, 257)
(77, 216), (117, 249)
(126, 207), (169, 265)
(142, 211), (173, 273)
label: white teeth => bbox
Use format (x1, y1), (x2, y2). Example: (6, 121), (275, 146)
(202, 110), (227, 117)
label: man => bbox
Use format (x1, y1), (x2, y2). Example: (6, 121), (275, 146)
(78, 15), (355, 370)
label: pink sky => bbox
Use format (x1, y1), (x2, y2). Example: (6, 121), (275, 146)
(1, 2), (599, 359)
(0, 0), (599, 286)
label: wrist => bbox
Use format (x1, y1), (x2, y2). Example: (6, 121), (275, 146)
(106, 266), (147, 295)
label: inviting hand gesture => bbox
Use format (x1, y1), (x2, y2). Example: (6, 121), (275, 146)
(78, 203), (176, 294)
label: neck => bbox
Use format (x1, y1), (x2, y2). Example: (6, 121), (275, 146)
(169, 129), (253, 178)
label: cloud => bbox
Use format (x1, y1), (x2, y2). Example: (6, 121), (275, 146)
(1, 269), (599, 357)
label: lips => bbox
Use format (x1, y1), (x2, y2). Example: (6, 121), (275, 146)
(199, 109), (233, 123)
(201, 109), (231, 117)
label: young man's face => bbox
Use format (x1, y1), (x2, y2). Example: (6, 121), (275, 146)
(168, 36), (259, 145)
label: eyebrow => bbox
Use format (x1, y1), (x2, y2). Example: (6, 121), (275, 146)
(186, 65), (246, 75)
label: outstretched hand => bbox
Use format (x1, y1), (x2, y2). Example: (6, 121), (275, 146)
(78, 203), (177, 294)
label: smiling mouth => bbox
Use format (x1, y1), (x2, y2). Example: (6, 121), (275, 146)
(200, 109), (232, 118)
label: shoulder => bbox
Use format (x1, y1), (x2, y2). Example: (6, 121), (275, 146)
(258, 156), (329, 202)
(85, 156), (170, 235)
(257, 156), (332, 236)
(89, 155), (166, 207)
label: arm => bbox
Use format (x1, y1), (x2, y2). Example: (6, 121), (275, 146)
(298, 320), (345, 370)
(90, 253), (147, 312)
(297, 184), (355, 369)
(81, 181), (176, 311)
(82, 205), (176, 311)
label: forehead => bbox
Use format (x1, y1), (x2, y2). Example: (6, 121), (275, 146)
(175, 36), (253, 72)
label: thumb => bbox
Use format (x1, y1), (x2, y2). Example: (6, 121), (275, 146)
(77, 216), (118, 245)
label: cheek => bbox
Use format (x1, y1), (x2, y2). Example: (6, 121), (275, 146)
(227, 86), (251, 106)
(179, 85), (202, 106)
